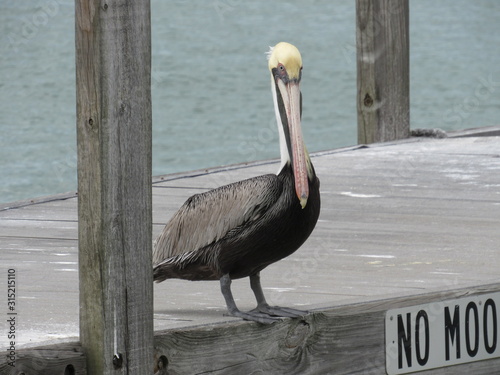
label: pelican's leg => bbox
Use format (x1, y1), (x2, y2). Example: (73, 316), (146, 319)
(249, 273), (309, 318)
(219, 274), (279, 324)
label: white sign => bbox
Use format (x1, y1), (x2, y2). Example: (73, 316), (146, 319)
(385, 292), (500, 374)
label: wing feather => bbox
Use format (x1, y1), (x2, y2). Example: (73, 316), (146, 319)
(152, 174), (282, 265)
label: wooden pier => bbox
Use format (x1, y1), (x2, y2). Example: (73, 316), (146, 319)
(1, 129), (499, 374)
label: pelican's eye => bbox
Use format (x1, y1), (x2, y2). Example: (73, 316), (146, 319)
(272, 62), (293, 83)
(276, 63), (287, 79)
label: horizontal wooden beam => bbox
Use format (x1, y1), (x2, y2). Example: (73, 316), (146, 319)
(152, 283), (500, 374)
(0, 342), (86, 374)
(5, 283), (499, 374)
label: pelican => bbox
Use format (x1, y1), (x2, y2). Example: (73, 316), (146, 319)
(153, 42), (320, 324)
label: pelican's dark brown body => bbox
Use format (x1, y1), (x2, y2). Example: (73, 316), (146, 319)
(153, 162), (320, 282)
(154, 42), (320, 323)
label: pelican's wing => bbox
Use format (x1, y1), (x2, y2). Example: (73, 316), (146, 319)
(152, 174), (282, 265)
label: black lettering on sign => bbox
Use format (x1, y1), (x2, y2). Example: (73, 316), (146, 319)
(387, 293), (500, 374)
(444, 305), (461, 361)
(397, 310), (431, 369)
(465, 302), (479, 357)
(398, 313), (412, 369)
(415, 310), (430, 366)
(483, 298), (497, 354)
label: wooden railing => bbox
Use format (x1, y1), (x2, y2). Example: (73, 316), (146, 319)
(75, 0), (154, 373)
(356, 0), (410, 144)
(73, 0), (410, 373)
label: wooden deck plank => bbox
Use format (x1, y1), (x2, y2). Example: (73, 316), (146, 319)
(0, 197), (78, 221)
(152, 283), (500, 375)
(0, 219), (78, 240)
(1, 135), (499, 373)
(4, 284), (500, 374)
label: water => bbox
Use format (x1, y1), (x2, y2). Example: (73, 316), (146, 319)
(1, 0), (499, 204)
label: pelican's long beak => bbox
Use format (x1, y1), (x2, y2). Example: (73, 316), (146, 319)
(268, 42), (311, 209)
(276, 78), (309, 208)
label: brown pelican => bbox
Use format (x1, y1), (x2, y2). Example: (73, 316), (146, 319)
(153, 42), (320, 324)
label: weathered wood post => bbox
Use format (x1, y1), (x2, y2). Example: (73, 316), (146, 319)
(356, 0), (409, 144)
(75, 0), (153, 373)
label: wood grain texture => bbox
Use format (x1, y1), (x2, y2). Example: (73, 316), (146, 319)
(0, 342), (86, 375)
(154, 284), (500, 374)
(356, 0), (410, 144)
(75, 0), (153, 373)
(1, 133), (499, 373)
(2, 285), (498, 374)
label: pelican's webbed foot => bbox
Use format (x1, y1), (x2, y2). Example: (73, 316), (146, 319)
(220, 273), (309, 324)
(220, 274), (280, 324)
(251, 303), (308, 318)
(225, 307), (282, 324)
(250, 273), (309, 318)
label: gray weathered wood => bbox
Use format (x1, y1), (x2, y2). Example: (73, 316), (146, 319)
(0, 342), (86, 375)
(75, 0), (153, 373)
(152, 283), (500, 374)
(356, 0), (410, 144)
(4, 284), (498, 374)
(448, 125), (500, 138)
(1, 132), (499, 373)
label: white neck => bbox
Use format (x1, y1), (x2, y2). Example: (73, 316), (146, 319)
(270, 78), (290, 175)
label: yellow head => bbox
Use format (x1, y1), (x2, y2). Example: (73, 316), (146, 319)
(267, 42), (303, 81)
(267, 42), (310, 208)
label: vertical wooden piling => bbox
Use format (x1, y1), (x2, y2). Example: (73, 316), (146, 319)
(75, 0), (153, 373)
(356, 0), (409, 144)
